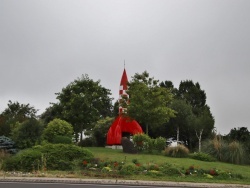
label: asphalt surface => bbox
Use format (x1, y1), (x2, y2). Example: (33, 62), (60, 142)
(0, 177), (250, 188)
(0, 182), (185, 188)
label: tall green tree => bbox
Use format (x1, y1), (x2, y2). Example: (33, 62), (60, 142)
(39, 103), (63, 125)
(55, 74), (113, 141)
(11, 118), (43, 149)
(0, 100), (38, 136)
(193, 106), (215, 152)
(178, 80), (206, 115)
(160, 79), (214, 150)
(167, 99), (194, 142)
(124, 71), (175, 135)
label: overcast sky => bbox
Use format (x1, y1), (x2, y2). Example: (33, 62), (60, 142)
(1, 0), (250, 135)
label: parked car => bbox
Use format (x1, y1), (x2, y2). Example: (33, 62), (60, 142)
(166, 137), (185, 147)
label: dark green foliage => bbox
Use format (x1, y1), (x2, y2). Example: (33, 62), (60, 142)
(160, 163), (181, 176)
(0, 101), (38, 137)
(55, 74), (113, 142)
(11, 118), (43, 149)
(39, 104), (63, 125)
(154, 137), (166, 152)
(189, 152), (216, 162)
(119, 164), (139, 175)
(85, 117), (114, 147)
(125, 71), (175, 135)
(78, 137), (96, 147)
(51, 135), (72, 144)
(2, 149), (42, 171)
(1, 155), (20, 171)
(33, 144), (94, 170)
(2, 144), (94, 171)
(224, 127), (250, 155)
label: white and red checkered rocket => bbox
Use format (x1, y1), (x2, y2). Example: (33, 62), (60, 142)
(118, 68), (129, 114)
(107, 68), (143, 145)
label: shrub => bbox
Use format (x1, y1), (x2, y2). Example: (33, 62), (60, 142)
(43, 119), (73, 142)
(161, 166), (181, 176)
(203, 137), (247, 164)
(2, 144), (94, 171)
(51, 135), (72, 144)
(1, 155), (20, 171)
(78, 137), (95, 147)
(164, 144), (189, 158)
(202, 136), (227, 161)
(11, 119), (43, 149)
(226, 141), (246, 164)
(189, 152), (216, 162)
(154, 137), (166, 152)
(2, 149), (42, 171)
(132, 133), (150, 152)
(146, 138), (155, 153)
(119, 164), (139, 175)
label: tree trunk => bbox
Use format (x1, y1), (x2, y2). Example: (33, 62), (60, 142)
(195, 129), (203, 152)
(177, 126), (179, 142)
(80, 131), (83, 142)
(146, 123), (149, 135)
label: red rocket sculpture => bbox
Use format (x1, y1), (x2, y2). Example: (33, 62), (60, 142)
(106, 68), (143, 145)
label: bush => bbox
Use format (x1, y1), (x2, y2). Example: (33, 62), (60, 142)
(2, 149), (42, 171)
(119, 164), (140, 175)
(1, 155), (20, 171)
(226, 141), (246, 165)
(11, 119), (43, 149)
(164, 144), (189, 158)
(189, 152), (216, 162)
(132, 133), (151, 152)
(78, 137), (96, 147)
(154, 137), (166, 152)
(2, 144), (94, 171)
(51, 135), (72, 144)
(202, 137), (247, 164)
(202, 136), (227, 161)
(43, 119), (73, 142)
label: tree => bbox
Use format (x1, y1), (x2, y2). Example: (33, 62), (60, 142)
(161, 79), (214, 150)
(124, 71), (175, 135)
(0, 100), (38, 136)
(42, 118), (73, 143)
(225, 127), (250, 154)
(167, 99), (194, 142)
(177, 80), (206, 115)
(55, 74), (113, 141)
(39, 103), (63, 125)
(11, 118), (43, 149)
(85, 117), (114, 147)
(193, 107), (215, 152)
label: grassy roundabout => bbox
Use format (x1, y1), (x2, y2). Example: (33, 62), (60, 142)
(1, 146), (250, 185)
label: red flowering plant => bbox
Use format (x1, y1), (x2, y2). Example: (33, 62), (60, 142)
(82, 160), (88, 166)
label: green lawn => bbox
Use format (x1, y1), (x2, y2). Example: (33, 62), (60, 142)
(86, 147), (250, 185)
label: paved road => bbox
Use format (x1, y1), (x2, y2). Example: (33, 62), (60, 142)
(0, 182), (184, 188)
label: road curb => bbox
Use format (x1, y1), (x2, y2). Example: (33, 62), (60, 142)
(0, 177), (250, 188)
